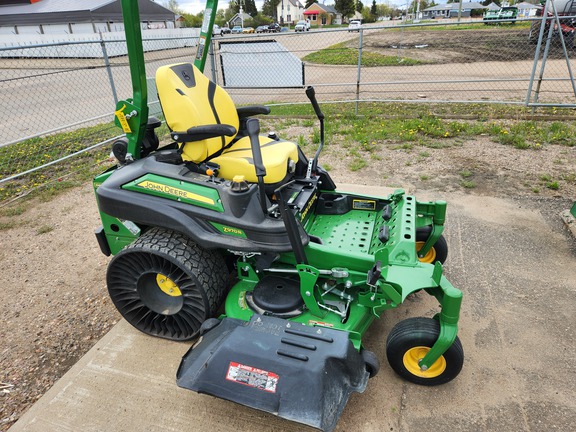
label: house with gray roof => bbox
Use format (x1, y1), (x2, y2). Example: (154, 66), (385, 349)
(303, 3), (342, 26)
(0, 0), (175, 35)
(422, 2), (487, 19)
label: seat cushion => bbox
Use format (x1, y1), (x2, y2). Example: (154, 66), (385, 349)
(212, 136), (298, 184)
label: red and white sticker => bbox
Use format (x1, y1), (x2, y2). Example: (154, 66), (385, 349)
(308, 320), (334, 328)
(226, 361), (279, 393)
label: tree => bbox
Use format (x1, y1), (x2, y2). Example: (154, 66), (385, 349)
(305, 0), (316, 8)
(356, 0), (364, 13)
(247, 13), (274, 26)
(376, 3), (394, 18)
(244, 0), (258, 16)
(262, 0), (280, 19)
(361, 6), (375, 22)
(371, 0), (377, 16)
(163, 0), (183, 14)
(335, 0), (356, 19)
(228, 0), (240, 14)
(408, 0), (434, 13)
(181, 12), (203, 27)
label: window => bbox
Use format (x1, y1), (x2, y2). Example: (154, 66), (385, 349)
(322, 16), (327, 24)
(311, 14), (317, 21)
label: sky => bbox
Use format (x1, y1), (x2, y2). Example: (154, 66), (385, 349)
(177, 0), (258, 15)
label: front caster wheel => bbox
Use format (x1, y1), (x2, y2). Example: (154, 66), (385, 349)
(106, 228), (228, 341)
(386, 317), (463, 386)
(416, 226), (448, 264)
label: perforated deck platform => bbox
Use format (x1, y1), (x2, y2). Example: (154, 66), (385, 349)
(306, 209), (384, 255)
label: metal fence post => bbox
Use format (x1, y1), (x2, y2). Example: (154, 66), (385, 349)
(100, 32), (118, 105)
(209, 36), (217, 83)
(356, 28), (363, 116)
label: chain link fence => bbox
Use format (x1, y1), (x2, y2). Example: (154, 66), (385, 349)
(1, 17), (575, 202)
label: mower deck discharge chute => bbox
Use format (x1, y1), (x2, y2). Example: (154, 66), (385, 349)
(177, 315), (369, 431)
(92, 1), (465, 430)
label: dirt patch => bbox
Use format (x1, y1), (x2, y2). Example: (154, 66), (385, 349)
(356, 26), (568, 64)
(0, 134), (575, 430)
(0, 186), (119, 430)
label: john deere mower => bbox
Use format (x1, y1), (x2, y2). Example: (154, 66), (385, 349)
(93, 1), (464, 430)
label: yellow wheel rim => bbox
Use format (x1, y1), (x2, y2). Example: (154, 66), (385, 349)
(156, 274), (182, 297)
(403, 346), (446, 378)
(416, 241), (437, 264)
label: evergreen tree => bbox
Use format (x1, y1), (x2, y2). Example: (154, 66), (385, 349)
(244, 0), (258, 17)
(263, 0), (281, 19)
(371, 0), (377, 16)
(356, 1), (364, 13)
(305, 0), (316, 8)
(335, 0), (356, 18)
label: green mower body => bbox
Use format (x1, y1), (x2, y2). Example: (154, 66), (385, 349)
(92, 1), (464, 430)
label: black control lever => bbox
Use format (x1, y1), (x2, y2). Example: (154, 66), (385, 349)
(246, 118), (268, 214)
(305, 86), (325, 120)
(305, 86), (325, 177)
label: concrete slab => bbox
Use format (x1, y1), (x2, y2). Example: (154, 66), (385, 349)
(10, 186), (576, 432)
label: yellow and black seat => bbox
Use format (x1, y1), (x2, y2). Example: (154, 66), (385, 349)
(156, 63), (298, 185)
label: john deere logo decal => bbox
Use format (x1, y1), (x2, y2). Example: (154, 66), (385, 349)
(137, 180), (214, 205)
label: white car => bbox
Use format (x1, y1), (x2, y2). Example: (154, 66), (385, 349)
(348, 20), (362, 32)
(212, 24), (223, 36)
(294, 20), (310, 32)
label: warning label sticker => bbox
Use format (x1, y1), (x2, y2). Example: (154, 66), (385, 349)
(308, 320), (334, 328)
(226, 362), (279, 393)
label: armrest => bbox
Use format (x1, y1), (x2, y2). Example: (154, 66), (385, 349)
(236, 105), (271, 119)
(171, 124), (237, 142)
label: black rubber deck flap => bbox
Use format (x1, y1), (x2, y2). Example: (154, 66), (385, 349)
(177, 315), (369, 431)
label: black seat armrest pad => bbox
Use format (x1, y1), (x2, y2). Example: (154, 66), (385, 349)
(171, 124), (237, 142)
(236, 105), (271, 119)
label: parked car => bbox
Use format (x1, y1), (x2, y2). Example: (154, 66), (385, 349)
(294, 20), (310, 32)
(242, 27), (254, 34)
(348, 20), (362, 32)
(256, 25), (268, 33)
(212, 24), (223, 36)
(221, 26), (231, 34)
(268, 22), (281, 33)
(231, 25), (243, 34)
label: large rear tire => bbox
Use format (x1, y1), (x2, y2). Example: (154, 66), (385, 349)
(106, 227), (228, 341)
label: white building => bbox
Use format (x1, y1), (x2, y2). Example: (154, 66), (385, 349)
(276, 0), (305, 25)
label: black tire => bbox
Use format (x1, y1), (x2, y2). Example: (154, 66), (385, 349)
(106, 227), (228, 341)
(361, 349), (380, 378)
(386, 317), (464, 386)
(416, 226), (448, 264)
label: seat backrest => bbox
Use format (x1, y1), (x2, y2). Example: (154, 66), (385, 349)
(156, 63), (240, 163)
